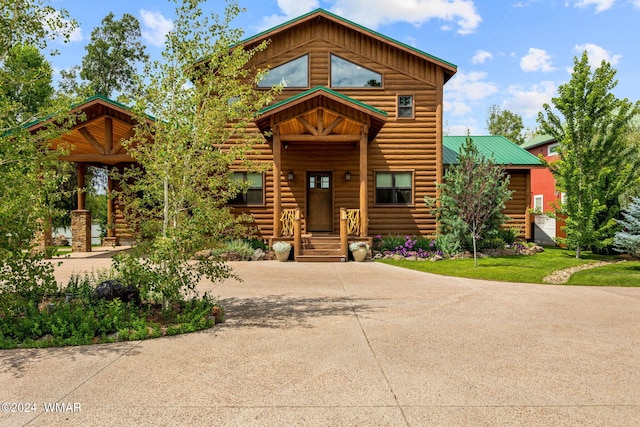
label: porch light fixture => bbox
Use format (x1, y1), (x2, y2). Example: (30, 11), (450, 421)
(288, 171), (294, 181)
(344, 171), (351, 181)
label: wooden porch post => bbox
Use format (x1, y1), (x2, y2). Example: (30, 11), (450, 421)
(77, 163), (86, 210)
(294, 208), (301, 259)
(273, 125), (282, 237)
(107, 176), (114, 238)
(340, 208), (348, 259)
(359, 125), (368, 237)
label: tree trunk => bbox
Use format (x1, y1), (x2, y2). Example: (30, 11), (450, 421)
(576, 245), (581, 259)
(473, 233), (478, 267)
(163, 176), (169, 237)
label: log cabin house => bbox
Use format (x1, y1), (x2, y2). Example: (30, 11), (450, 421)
(30, 9), (541, 260)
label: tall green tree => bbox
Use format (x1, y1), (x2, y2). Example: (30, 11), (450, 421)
(537, 52), (640, 258)
(426, 133), (513, 266)
(61, 12), (148, 99)
(613, 196), (640, 256)
(1, 0), (77, 254)
(486, 105), (525, 145)
(117, 0), (279, 310)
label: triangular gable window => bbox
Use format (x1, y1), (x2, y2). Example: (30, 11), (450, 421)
(330, 54), (382, 88)
(257, 54), (309, 88)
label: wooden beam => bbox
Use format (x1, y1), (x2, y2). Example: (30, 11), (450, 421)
(296, 116), (318, 135)
(105, 117), (113, 154)
(78, 127), (105, 154)
(317, 109), (324, 135)
(110, 128), (135, 154)
(279, 134), (361, 142)
(60, 154), (135, 164)
(77, 163), (86, 210)
(360, 124), (368, 237)
(273, 124), (282, 237)
(322, 117), (344, 135)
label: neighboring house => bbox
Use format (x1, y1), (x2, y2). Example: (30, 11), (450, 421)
(443, 136), (544, 240)
(521, 134), (564, 245)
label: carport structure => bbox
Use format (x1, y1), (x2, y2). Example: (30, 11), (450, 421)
(27, 95), (152, 251)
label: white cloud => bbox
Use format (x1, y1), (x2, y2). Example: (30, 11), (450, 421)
(503, 81), (557, 118)
(520, 48), (555, 72)
(574, 43), (621, 66)
(259, 0), (320, 30)
(573, 0), (616, 12)
(259, 0), (482, 35)
(140, 10), (173, 48)
(444, 70), (498, 117)
(632, 0), (640, 8)
(471, 50), (493, 64)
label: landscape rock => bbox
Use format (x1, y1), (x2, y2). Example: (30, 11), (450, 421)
(52, 235), (69, 246)
(251, 248), (265, 261)
(94, 279), (141, 305)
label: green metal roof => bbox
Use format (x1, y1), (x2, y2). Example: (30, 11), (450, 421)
(258, 86), (387, 117)
(443, 135), (543, 166)
(238, 8), (457, 72)
(520, 134), (556, 150)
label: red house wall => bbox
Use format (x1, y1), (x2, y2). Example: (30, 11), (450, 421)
(527, 144), (560, 213)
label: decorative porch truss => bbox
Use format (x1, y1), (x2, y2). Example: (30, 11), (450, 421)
(255, 86), (387, 239)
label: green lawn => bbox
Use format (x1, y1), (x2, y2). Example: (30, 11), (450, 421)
(567, 261), (640, 286)
(378, 247), (631, 285)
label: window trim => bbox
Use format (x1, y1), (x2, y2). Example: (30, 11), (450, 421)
(397, 94), (415, 120)
(228, 172), (265, 207)
(329, 53), (383, 89)
(374, 170), (415, 207)
(533, 194), (544, 212)
(257, 54), (310, 89)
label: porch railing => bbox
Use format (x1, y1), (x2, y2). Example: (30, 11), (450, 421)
(346, 209), (361, 236)
(280, 209), (295, 236)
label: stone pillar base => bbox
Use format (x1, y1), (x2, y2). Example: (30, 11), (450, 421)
(71, 210), (92, 252)
(102, 236), (120, 247)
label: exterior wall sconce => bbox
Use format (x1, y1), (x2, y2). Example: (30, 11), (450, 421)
(344, 171), (351, 181)
(288, 171), (294, 181)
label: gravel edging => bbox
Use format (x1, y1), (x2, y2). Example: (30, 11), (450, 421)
(542, 260), (623, 284)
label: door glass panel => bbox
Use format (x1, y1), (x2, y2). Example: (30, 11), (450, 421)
(309, 176), (315, 188)
(320, 176), (330, 189)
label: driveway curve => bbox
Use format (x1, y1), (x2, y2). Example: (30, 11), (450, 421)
(1, 259), (639, 426)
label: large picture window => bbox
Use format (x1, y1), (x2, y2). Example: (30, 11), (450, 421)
(330, 54), (382, 88)
(230, 172), (264, 206)
(257, 55), (308, 88)
(375, 172), (412, 205)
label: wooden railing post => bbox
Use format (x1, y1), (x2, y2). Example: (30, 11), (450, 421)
(294, 208), (301, 259)
(340, 208), (348, 259)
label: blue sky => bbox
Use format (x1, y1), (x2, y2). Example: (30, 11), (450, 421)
(48, 0), (640, 137)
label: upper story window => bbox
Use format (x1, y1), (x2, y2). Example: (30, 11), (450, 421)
(257, 55), (308, 88)
(548, 142), (560, 156)
(330, 54), (382, 88)
(397, 95), (414, 119)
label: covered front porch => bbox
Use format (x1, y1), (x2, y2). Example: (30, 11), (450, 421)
(254, 86), (387, 261)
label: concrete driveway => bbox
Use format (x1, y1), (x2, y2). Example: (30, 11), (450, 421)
(1, 258), (639, 426)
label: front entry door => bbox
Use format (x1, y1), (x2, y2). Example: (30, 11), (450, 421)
(307, 172), (332, 232)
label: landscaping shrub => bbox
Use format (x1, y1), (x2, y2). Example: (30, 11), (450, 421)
(224, 239), (255, 260)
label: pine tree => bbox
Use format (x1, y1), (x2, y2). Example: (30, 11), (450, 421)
(613, 197), (640, 256)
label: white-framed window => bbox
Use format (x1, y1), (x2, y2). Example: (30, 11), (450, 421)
(548, 143), (560, 156)
(560, 192), (566, 205)
(397, 95), (414, 119)
(533, 194), (544, 212)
